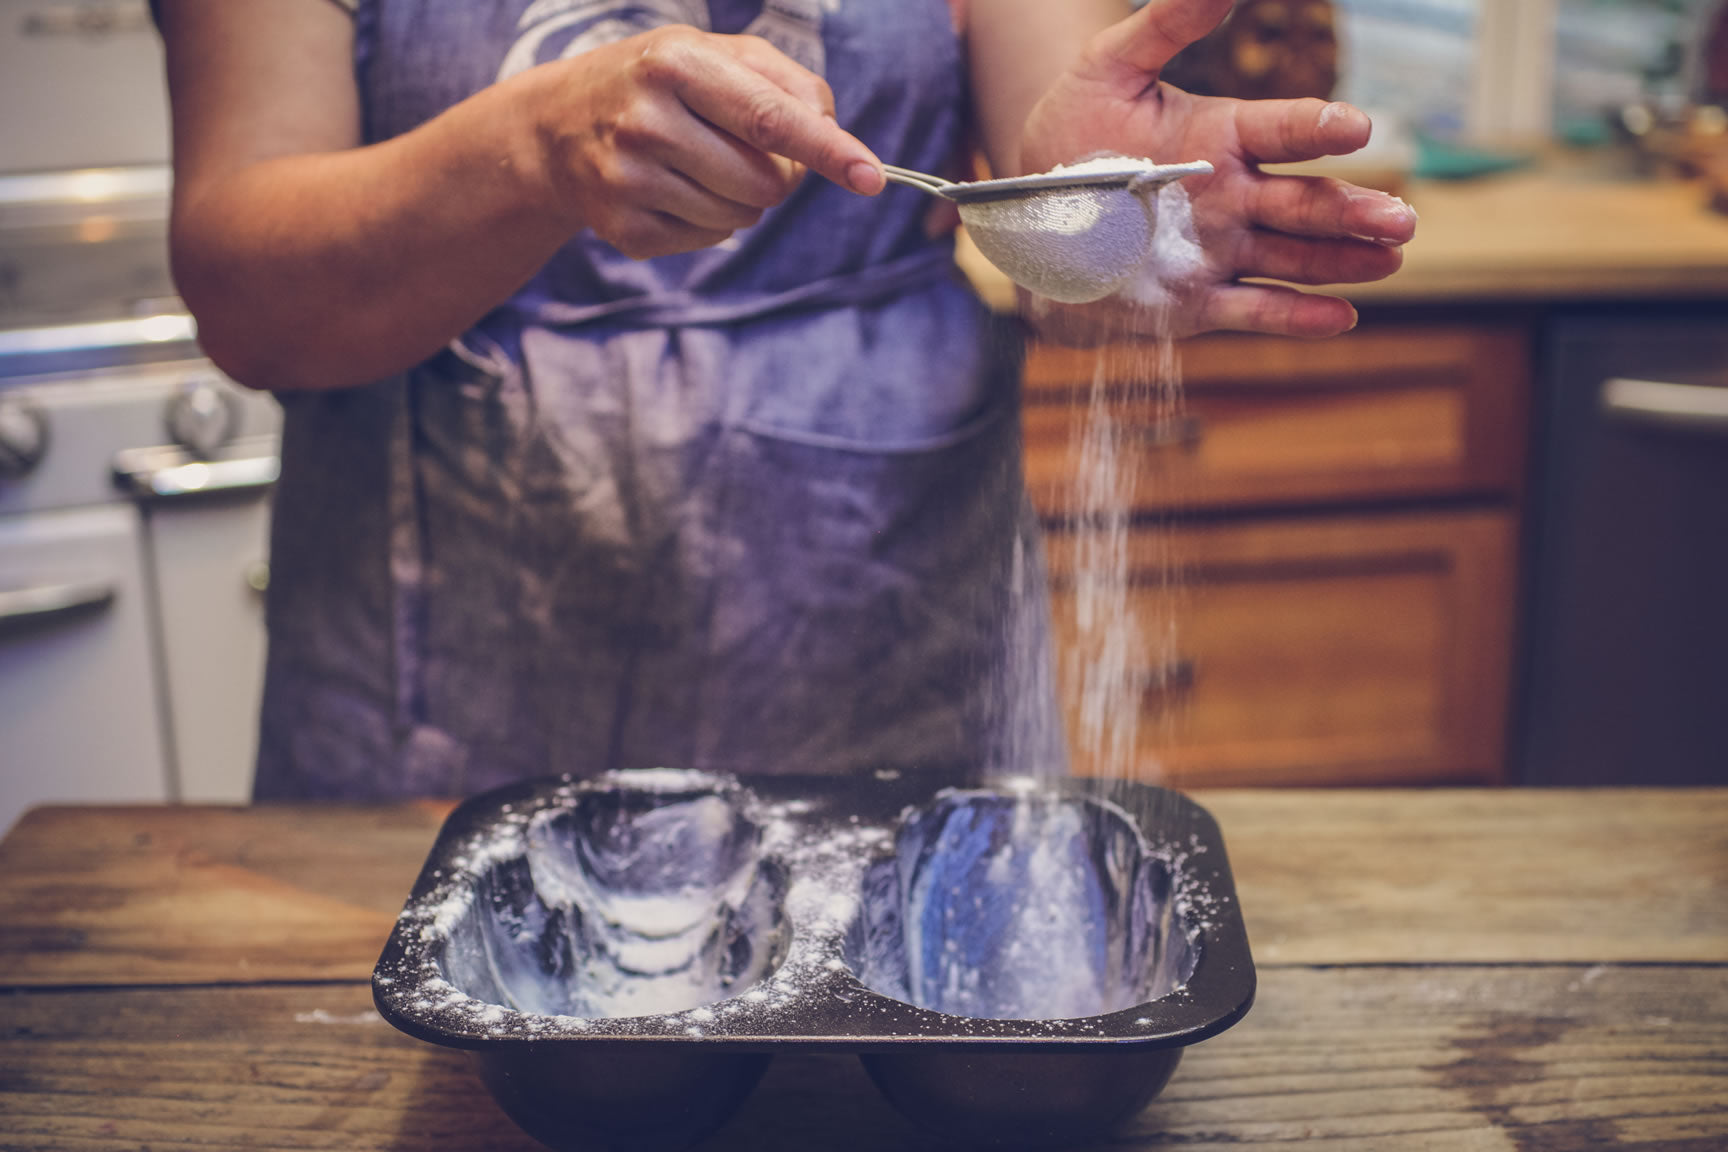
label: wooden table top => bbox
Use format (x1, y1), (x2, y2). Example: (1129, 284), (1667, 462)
(2, 789), (1724, 1150)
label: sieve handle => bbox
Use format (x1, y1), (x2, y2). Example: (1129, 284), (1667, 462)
(881, 165), (959, 198)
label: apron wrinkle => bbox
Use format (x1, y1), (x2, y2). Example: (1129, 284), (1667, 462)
(253, 0), (1062, 799)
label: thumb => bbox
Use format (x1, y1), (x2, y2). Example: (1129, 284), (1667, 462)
(1086, 0), (1233, 83)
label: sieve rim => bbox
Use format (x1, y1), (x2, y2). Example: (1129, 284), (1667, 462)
(942, 160), (1212, 205)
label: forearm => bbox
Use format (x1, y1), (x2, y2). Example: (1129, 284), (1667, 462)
(160, 0), (878, 393)
(965, 0), (1128, 175)
(173, 74), (570, 392)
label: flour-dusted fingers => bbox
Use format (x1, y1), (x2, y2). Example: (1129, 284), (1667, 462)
(1233, 98), (1373, 165)
(1193, 281), (1360, 339)
(1020, 274), (1358, 345)
(1228, 228), (1405, 287)
(978, 0), (1421, 343)
(1247, 173), (1417, 246)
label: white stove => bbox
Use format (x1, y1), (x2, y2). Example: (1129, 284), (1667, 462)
(0, 4), (281, 833)
(0, 339), (280, 836)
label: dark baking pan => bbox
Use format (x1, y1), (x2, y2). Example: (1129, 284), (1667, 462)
(373, 768), (1255, 1150)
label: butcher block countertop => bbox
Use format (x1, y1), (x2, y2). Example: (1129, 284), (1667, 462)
(1346, 170), (1728, 303)
(961, 169), (1728, 308)
(1, 789), (1725, 1150)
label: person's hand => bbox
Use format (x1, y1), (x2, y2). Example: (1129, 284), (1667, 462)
(525, 26), (885, 259)
(1015, 0), (1416, 342)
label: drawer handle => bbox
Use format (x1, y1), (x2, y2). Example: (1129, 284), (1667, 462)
(1129, 416), (1205, 451)
(112, 439), (280, 501)
(1139, 659), (1196, 705)
(0, 579), (115, 636)
(1601, 377), (1728, 437)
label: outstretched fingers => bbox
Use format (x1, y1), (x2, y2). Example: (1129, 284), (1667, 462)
(1233, 98), (1372, 165)
(1247, 173), (1417, 247)
(1089, 0), (1235, 79)
(1228, 228), (1405, 287)
(1195, 282), (1361, 339)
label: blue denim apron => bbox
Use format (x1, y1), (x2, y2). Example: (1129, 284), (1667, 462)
(255, 0), (1057, 799)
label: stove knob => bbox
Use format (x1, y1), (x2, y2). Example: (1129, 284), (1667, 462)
(166, 378), (239, 460)
(0, 395), (49, 479)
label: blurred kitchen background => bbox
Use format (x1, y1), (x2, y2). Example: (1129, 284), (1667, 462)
(3, 0), (1727, 835)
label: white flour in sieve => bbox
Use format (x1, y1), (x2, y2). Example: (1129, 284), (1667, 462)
(962, 155), (1208, 304)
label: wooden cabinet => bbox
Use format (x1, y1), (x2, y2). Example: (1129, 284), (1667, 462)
(1024, 319), (1531, 786)
(1044, 510), (1517, 786)
(1023, 324), (1529, 513)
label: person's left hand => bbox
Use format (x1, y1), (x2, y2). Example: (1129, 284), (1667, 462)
(1016, 0), (1416, 343)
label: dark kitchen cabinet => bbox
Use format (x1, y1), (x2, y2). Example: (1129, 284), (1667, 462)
(1517, 306), (1728, 786)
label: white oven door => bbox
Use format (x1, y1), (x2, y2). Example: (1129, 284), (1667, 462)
(114, 437), (278, 804)
(0, 501), (170, 836)
(134, 474), (274, 805)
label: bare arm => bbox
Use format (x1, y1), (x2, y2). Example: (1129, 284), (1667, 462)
(964, 0), (1128, 177)
(157, 0), (884, 391)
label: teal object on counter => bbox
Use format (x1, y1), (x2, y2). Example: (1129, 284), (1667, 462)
(1414, 135), (1537, 181)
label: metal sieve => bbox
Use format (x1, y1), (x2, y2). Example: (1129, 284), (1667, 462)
(882, 159), (1213, 304)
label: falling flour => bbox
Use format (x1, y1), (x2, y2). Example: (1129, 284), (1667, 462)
(993, 179), (1202, 788)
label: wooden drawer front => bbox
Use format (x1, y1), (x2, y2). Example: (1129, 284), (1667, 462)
(1023, 323), (1530, 515)
(1045, 510), (1516, 787)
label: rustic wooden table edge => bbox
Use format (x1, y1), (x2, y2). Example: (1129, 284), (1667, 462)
(2, 789), (1724, 1150)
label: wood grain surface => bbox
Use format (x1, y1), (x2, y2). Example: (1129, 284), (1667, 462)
(1, 793), (1724, 1150)
(1, 968), (1722, 1150)
(1202, 790), (1728, 966)
(2, 792), (1723, 985)
(0, 803), (452, 987)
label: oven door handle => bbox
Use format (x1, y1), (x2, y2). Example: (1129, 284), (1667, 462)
(0, 314), (194, 359)
(112, 441), (280, 501)
(1601, 377), (1728, 437)
(0, 580), (116, 635)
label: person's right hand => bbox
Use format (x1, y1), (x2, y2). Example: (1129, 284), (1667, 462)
(523, 26), (886, 259)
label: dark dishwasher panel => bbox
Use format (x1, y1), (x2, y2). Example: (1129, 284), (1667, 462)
(1519, 309), (1728, 786)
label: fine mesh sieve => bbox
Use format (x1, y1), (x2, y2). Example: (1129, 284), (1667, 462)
(882, 159), (1213, 304)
